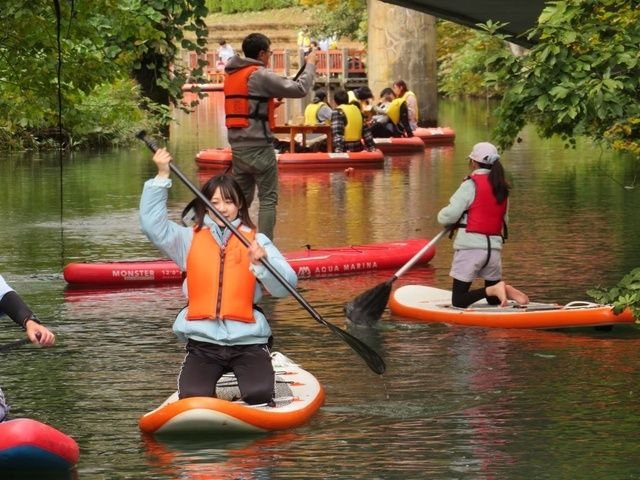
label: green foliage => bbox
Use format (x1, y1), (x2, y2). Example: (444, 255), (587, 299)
(300, 0), (368, 44)
(488, 0), (640, 155)
(588, 268), (640, 322)
(0, 0), (209, 149)
(205, 0), (297, 14)
(66, 79), (162, 149)
(437, 20), (509, 98)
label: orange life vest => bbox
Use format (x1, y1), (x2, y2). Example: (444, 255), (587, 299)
(224, 65), (276, 130)
(464, 173), (507, 236)
(185, 226), (257, 323)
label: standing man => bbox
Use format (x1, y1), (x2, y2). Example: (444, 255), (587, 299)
(224, 33), (316, 240)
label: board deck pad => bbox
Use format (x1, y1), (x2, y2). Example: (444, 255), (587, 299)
(215, 371), (294, 406)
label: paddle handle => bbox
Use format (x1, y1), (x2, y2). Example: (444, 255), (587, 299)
(276, 61), (306, 102)
(392, 228), (450, 280)
(136, 132), (255, 254)
(292, 61), (307, 81)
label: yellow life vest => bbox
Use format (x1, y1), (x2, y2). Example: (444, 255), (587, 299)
(401, 90), (419, 122)
(386, 97), (406, 125)
(304, 102), (329, 125)
(186, 226), (257, 323)
(338, 104), (362, 142)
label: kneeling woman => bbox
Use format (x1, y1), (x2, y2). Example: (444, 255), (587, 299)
(140, 148), (297, 405)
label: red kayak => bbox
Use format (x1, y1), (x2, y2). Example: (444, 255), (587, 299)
(0, 418), (79, 471)
(63, 238), (437, 285)
(195, 148), (385, 170)
(413, 126), (456, 145)
(373, 136), (425, 154)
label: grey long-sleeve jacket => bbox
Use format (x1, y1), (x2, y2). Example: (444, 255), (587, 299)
(224, 55), (316, 147)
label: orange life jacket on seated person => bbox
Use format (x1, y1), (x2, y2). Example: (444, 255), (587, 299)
(464, 173), (507, 236)
(224, 65), (276, 131)
(186, 226), (257, 323)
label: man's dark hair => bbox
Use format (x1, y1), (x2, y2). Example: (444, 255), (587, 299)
(242, 33), (271, 59)
(334, 89), (348, 106)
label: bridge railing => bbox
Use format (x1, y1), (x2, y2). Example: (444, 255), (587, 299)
(183, 48), (367, 87)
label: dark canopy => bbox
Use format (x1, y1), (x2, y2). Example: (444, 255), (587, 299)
(381, 0), (548, 46)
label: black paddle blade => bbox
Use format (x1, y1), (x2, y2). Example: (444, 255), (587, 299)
(344, 280), (393, 327)
(326, 323), (386, 374)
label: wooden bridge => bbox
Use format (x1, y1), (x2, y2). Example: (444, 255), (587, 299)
(184, 48), (368, 90)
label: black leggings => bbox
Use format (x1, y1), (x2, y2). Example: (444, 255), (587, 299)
(451, 278), (501, 308)
(178, 340), (274, 405)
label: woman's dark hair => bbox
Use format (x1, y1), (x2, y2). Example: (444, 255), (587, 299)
(476, 160), (510, 203)
(242, 33), (270, 59)
(356, 86), (373, 101)
(393, 79), (408, 96)
(181, 175), (256, 231)
(313, 89), (327, 103)
(379, 87), (394, 97)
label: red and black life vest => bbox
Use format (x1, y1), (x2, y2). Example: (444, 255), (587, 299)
(464, 173), (507, 236)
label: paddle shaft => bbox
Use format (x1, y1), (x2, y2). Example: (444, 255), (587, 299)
(0, 337), (30, 353)
(276, 61), (306, 102)
(292, 61), (307, 81)
(137, 133), (385, 374)
(391, 228), (450, 281)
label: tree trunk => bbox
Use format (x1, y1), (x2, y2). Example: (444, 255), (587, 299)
(367, 0), (438, 126)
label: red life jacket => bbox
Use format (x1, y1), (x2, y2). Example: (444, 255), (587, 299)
(464, 173), (507, 236)
(224, 65), (276, 130)
(185, 226), (257, 323)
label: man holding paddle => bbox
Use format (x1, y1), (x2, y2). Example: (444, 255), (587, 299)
(224, 32), (317, 240)
(0, 274), (55, 421)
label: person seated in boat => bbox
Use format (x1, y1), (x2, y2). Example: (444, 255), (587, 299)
(0, 274), (56, 421)
(355, 86), (375, 119)
(437, 142), (529, 309)
(369, 87), (413, 138)
(331, 89), (376, 153)
(140, 148), (298, 406)
(304, 89), (332, 126)
(371, 87), (394, 119)
(299, 89), (332, 152)
(392, 79), (419, 131)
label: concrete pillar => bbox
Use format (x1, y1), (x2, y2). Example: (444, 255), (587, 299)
(367, 0), (438, 126)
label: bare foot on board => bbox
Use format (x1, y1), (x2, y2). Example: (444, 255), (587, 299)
(485, 281), (508, 307)
(505, 284), (529, 305)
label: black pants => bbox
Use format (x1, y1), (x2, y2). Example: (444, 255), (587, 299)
(178, 340), (274, 405)
(451, 278), (501, 308)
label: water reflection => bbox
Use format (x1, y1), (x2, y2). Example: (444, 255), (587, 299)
(2, 99), (640, 478)
(142, 432), (300, 479)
